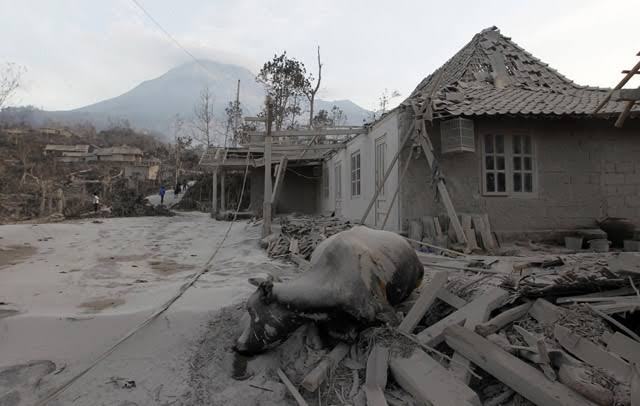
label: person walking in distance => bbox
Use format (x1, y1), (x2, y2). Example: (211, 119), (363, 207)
(93, 194), (100, 213)
(159, 185), (166, 205)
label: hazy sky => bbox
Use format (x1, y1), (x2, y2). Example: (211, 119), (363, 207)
(2, 0), (639, 111)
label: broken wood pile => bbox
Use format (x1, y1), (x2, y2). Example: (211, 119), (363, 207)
(409, 212), (497, 254)
(275, 251), (640, 406)
(265, 215), (352, 260)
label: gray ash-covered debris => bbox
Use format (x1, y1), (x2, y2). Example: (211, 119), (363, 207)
(244, 229), (640, 405)
(111, 188), (174, 217)
(264, 215), (352, 260)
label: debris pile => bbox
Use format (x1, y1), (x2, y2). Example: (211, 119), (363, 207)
(249, 242), (640, 405)
(264, 215), (352, 260)
(111, 187), (174, 217)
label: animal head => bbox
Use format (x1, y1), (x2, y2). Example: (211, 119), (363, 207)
(234, 276), (303, 355)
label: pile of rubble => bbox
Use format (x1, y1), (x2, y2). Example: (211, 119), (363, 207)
(263, 215), (352, 260)
(264, 250), (640, 406)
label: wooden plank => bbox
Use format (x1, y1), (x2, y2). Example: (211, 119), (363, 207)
(417, 287), (508, 346)
(444, 325), (598, 406)
(529, 299), (564, 325)
(277, 368), (309, 406)
(415, 119), (467, 246)
(220, 170), (226, 212)
(451, 287), (509, 383)
(389, 349), (481, 406)
(399, 271), (448, 333)
(436, 289), (467, 309)
(365, 345), (389, 406)
(473, 214), (496, 250)
(211, 169), (218, 215)
(556, 287), (637, 303)
(464, 228), (479, 251)
(475, 302), (533, 337)
(554, 325), (630, 382)
(606, 332), (640, 364)
(249, 144), (344, 152)
(271, 156), (288, 207)
(301, 343), (350, 392)
(248, 127), (366, 137)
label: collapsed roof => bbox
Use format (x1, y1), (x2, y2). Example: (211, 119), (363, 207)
(407, 26), (638, 119)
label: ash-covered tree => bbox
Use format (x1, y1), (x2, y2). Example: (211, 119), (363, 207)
(193, 85), (216, 147)
(312, 105), (347, 128)
(0, 62), (25, 109)
(330, 105), (347, 126)
(257, 52), (310, 130)
(378, 88), (401, 114)
(224, 99), (243, 147)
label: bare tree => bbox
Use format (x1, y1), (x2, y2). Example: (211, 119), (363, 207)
(304, 46), (322, 127)
(193, 85), (216, 147)
(378, 88), (401, 114)
(0, 63), (25, 109)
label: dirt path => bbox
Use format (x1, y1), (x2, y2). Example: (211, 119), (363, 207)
(0, 212), (298, 405)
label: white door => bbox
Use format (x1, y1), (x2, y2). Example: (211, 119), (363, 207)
(334, 162), (342, 216)
(374, 136), (387, 227)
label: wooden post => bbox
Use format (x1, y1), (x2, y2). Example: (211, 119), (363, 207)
(271, 156), (288, 210)
(262, 98), (273, 237)
(220, 170), (226, 212)
(360, 121), (415, 224)
(211, 169), (218, 216)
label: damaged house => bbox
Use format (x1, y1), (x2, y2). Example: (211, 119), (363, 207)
(320, 26), (640, 239)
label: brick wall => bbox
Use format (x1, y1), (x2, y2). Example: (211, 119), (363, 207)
(400, 116), (640, 233)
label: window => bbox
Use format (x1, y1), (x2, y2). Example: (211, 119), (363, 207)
(334, 162), (342, 200)
(482, 133), (535, 195)
(322, 165), (329, 199)
(350, 151), (361, 197)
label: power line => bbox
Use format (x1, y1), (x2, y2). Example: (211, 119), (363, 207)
(128, 0), (255, 116)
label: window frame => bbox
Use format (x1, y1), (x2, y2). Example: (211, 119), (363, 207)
(350, 150), (361, 198)
(375, 135), (387, 196)
(481, 131), (537, 197)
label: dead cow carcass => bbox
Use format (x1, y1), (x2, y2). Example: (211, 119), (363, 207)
(235, 226), (424, 354)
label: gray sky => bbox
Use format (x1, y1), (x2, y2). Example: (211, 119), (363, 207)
(2, 0), (639, 111)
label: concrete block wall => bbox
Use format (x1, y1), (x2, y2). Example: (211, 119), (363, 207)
(399, 116), (640, 233)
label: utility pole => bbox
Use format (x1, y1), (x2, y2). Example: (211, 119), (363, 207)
(234, 80), (240, 138)
(262, 97), (273, 237)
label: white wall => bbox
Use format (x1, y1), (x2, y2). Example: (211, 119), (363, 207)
(320, 110), (400, 231)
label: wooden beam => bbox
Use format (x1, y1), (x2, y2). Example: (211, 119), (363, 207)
(248, 127), (366, 137)
(631, 363), (640, 406)
(389, 349), (481, 406)
(436, 289), (468, 309)
(444, 325), (598, 406)
(529, 298), (564, 325)
(381, 145), (415, 229)
(271, 156), (288, 208)
(262, 101), (273, 238)
(605, 332), (640, 364)
(399, 271), (448, 333)
(615, 100), (635, 128)
(360, 121), (415, 224)
(415, 119), (467, 246)
(277, 368), (309, 406)
(301, 343), (350, 392)
(364, 345), (389, 406)
(594, 58), (640, 113)
(554, 325), (630, 382)
(475, 302), (533, 337)
(248, 144), (345, 152)
(416, 287), (508, 346)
